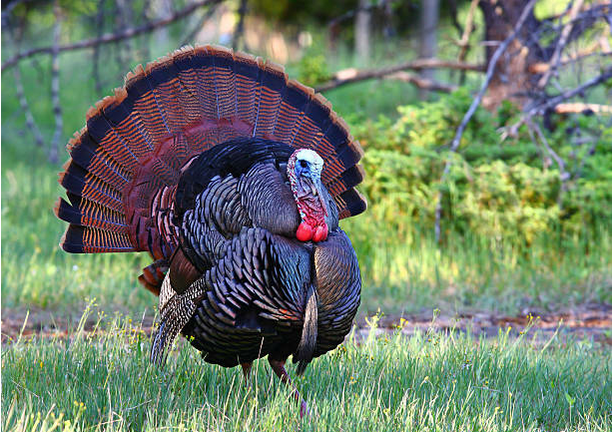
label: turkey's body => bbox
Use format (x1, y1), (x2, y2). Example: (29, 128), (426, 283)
(55, 45), (366, 414)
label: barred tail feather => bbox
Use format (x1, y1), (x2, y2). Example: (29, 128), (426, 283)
(57, 44), (366, 260)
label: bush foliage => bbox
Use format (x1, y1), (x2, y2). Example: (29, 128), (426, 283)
(352, 88), (612, 245)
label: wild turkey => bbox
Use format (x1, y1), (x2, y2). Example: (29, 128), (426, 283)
(55, 45), (366, 415)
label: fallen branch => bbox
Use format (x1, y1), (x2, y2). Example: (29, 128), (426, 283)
(434, 0), (538, 243)
(315, 59), (484, 92)
(554, 102), (612, 115)
(1, 0), (217, 72)
(385, 72), (457, 93)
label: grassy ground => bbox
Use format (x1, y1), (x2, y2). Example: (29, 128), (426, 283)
(2, 311), (610, 432)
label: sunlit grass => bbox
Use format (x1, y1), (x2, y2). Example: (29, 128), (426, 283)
(2, 309), (610, 432)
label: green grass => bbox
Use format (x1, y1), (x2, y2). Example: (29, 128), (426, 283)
(2, 310), (610, 431)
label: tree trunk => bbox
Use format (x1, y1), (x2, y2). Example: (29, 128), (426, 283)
(478, 0), (544, 109)
(355, 0), (371, 66)
(418, 0), (439, 100)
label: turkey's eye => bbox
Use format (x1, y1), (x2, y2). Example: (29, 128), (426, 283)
(299, 160), (308, 168)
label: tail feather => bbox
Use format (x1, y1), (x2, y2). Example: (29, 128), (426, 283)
(57, 45), (366, 260)
(294, 285), (318, 375)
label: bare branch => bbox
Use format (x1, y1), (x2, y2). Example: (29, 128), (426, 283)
(527, 66), (612, 116)
(555, 103), (612, 115)
(1, 0), (218, 72)
(434, 0), (538, 243)
(527, 120), (570, 208)
(315, 59), (484, 92)
(48, 0), (63, 164)
(386, 71), (457, 93)
(537, 0), (585, 88)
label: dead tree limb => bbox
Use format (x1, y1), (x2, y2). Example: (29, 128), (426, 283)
(1, 0), (217, 72)
(527, 66), (612, 116)
(554, 103), (612, 115)
(537, 0), (585, 88)
(434, 0), (538, 243)
(48, 0), (63, 164)
(385, 72), (457, 93)
(315, 59), (484, 92)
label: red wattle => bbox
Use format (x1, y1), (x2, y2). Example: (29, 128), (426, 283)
(296, 223), (313, 242)
(313, 224), (328, 242)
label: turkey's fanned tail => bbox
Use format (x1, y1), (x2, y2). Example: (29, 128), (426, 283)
(56, 45), (366, 286)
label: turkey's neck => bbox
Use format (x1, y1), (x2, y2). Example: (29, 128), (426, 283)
(289, 174), (328, 242)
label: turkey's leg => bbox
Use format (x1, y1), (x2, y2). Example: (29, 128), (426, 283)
(241, 362), (253, 386)
(268, 358), (309, 417)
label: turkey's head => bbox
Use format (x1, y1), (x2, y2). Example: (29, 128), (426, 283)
(288, 149), (329, 242)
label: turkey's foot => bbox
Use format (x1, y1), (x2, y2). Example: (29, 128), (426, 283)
(268, 358), (310, 418)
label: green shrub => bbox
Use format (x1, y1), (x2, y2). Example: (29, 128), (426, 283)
(351, 89), (612, 246)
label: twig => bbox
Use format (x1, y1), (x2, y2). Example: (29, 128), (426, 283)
(434, 0), (538, 243)
(49, 0), (63, 164)
(233, 0), (248, 51)
(1, 0), (217, 72)
(527, 120), (570, 208)
(537, 0), (585, 88)
(457, 0), (478, 62)
(385, 71), (457, 93)
(315, 59), (484, 92)
(456, 0), (478, 85)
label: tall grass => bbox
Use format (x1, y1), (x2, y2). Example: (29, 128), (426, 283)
(2, 310), (610, 431)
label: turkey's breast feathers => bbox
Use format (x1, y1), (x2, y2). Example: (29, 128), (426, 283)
(154, 139), (358, 366)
